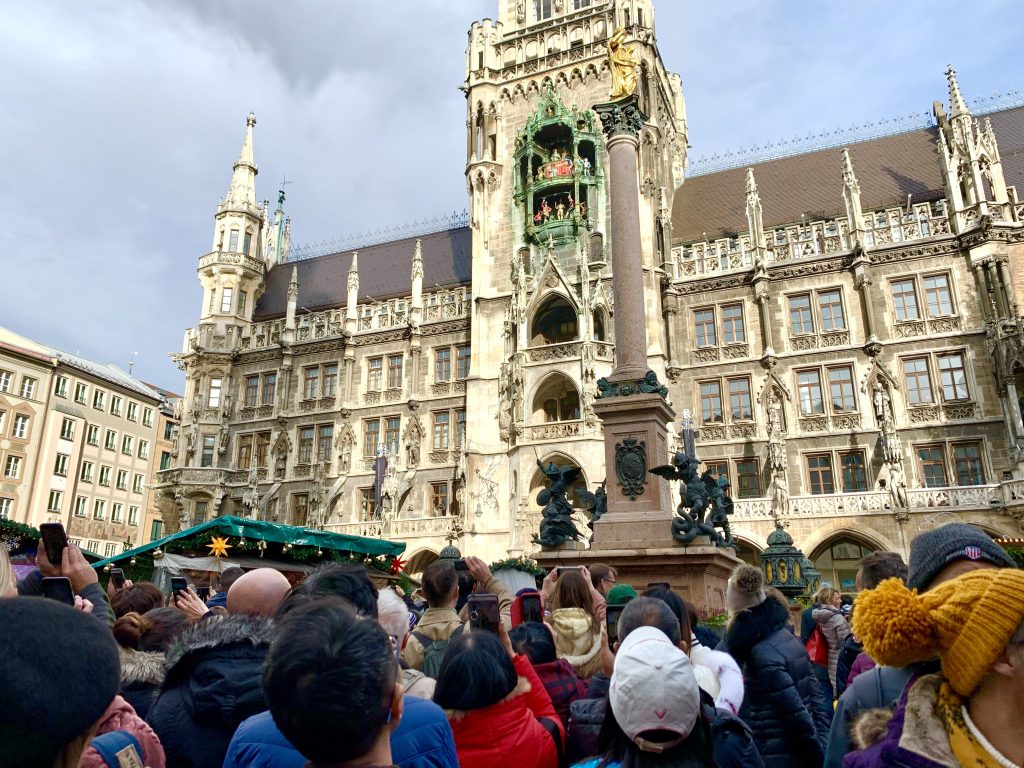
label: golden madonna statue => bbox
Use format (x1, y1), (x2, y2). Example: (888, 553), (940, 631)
(608, 27), (639, 99)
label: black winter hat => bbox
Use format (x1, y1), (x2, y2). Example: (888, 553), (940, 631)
(907, 523), (1017, 591)
(0, 597), (120, 766)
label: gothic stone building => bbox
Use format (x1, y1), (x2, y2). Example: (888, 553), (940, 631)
(160, 0), (1024, 586)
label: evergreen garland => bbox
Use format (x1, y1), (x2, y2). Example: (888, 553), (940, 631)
(490, 555), (545, 577)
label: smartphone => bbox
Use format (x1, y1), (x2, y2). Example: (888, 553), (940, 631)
(607, 603), (626, 643)
(171, 576), (188, 604)
(195, 586), (210, 602)
(521, 593), (543, 624)
(556, 566), (582, 578)
(110, 568), (126, 590)
(467, 593), (500, 633)
(453, 559), (469, 571)
(647, 581), (671, 590)
(42, 576), (75, 606)
(40, 522), (68, 567)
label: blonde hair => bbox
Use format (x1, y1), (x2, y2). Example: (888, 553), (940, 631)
(815, 586), (840, 606)
(0, 546), (16, 598)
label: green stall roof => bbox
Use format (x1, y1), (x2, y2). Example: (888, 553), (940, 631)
(90, 515), (405, 569)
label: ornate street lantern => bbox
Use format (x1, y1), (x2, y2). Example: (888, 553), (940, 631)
(801, 556), (823, 596)
(761, 523), (808, 600)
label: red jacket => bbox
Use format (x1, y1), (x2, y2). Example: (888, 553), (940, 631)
(446, 654), (563, 768)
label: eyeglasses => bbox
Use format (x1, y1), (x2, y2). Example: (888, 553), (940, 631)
(602, 577), (617, 585)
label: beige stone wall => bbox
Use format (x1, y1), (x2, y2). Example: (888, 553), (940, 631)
(55, 369), (161, 554)
(0, 344), (53, 524)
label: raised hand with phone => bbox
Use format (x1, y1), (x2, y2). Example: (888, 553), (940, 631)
(26, 525), (113, 625)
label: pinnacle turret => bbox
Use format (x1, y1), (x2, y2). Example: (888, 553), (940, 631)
(224, 112), (258, 210)
(946, 66), (970, 119)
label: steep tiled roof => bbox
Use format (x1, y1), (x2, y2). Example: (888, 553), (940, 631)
(0, 325), (163, 401)
(48, 348), (163, 402)
(672, 105), (1024, 243)
(254, 226), (471, 320)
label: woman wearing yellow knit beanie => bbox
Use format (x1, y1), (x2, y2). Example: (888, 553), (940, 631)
(845, 568), (1024, 768)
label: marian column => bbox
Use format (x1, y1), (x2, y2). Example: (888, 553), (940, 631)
(587, 34), (675, 545)
(532, 29), (740, 608)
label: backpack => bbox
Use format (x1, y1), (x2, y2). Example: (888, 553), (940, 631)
(805, 624), (829, 666)
(414, 624), (463, 678)
(90, 730), (145, 768)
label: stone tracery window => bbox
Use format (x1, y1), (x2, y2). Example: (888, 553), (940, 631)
(531, 295), (578, 345)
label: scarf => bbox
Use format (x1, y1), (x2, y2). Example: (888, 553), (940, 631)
(936, 680), (1015, 768)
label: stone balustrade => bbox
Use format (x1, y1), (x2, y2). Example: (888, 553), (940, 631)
(673, 201), (950, 279)
(326, 515), (455, 539)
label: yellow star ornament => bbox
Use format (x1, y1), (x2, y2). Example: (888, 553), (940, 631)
(207, 536), (233, 559)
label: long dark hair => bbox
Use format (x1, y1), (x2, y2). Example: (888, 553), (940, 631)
(551, 569), (599, 635)
(595, 700), (716, 768)
(433, 629), (518, 711)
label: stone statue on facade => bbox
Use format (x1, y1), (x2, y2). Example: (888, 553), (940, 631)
(217, 423), (229, 456)
(608, 27), (639, 99)
(185, 425), (197, 460)
(272, 431), (291, 480)
(770, 470), (790, 518)
(404, 418), (422, 467)
(335, 424), (354, 474)
(887, 460), (909, 516)
(242, 464), (260, 518)
(531, 460), (585, 548)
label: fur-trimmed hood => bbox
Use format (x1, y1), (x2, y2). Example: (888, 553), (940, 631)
(118, 645), (165, 687)
(721, 596), (791, 664)
(157, 614), (274, 729)
(163, 613), (274, 679)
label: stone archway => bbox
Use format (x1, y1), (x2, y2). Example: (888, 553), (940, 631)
(806, 528), (892, 593)
(405, 548), (440, 578)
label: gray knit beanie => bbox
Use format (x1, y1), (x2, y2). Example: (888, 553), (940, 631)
(906, 523), (1016, 591)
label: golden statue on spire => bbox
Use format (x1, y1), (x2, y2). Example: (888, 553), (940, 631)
(608, 27), (639, 99)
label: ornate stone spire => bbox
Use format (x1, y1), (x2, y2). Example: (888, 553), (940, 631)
(346, 252), (359, 325)
(287, 265), (299, 298)
(946, 65), (970, 119)
(842, 148), (866, 246)
(224, 112), (258, 209)
(285, 266), (299, 330)
(745, 168), (766, 255)
(410, 240), (424, 329)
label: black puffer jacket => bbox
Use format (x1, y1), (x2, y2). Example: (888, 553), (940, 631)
(719, 599), (827, 768)
(146, 614), (273, 768)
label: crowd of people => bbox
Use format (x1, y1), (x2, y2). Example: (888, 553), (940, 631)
(1, 520), (1021, 768)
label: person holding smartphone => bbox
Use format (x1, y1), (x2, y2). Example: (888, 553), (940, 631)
(402, 555), (514, 674)
(15, 534), (114, 626)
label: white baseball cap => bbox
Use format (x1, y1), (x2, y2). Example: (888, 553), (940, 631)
(609, 626), (701, 753)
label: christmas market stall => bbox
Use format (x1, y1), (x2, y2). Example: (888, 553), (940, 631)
(88, 515), (406, 593)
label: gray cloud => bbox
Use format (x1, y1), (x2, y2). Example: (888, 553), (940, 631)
(0, 0), (1017, 387)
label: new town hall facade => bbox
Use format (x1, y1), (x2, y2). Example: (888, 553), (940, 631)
(159, 0), (1024, 586)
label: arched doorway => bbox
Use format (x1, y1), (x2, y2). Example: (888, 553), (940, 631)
(809, 535), (879, 592)
(405, 548), (439, 579)
(532, 373), (581, 423)
(531, 295), (578, 345)
(732, 537), (763, 568)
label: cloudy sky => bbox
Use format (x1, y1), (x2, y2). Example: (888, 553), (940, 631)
(1, 0), (1019, 389)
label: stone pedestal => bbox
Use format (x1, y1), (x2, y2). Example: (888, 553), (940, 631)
(534, 544), (741, 612)
(591, 391), (675, 548)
